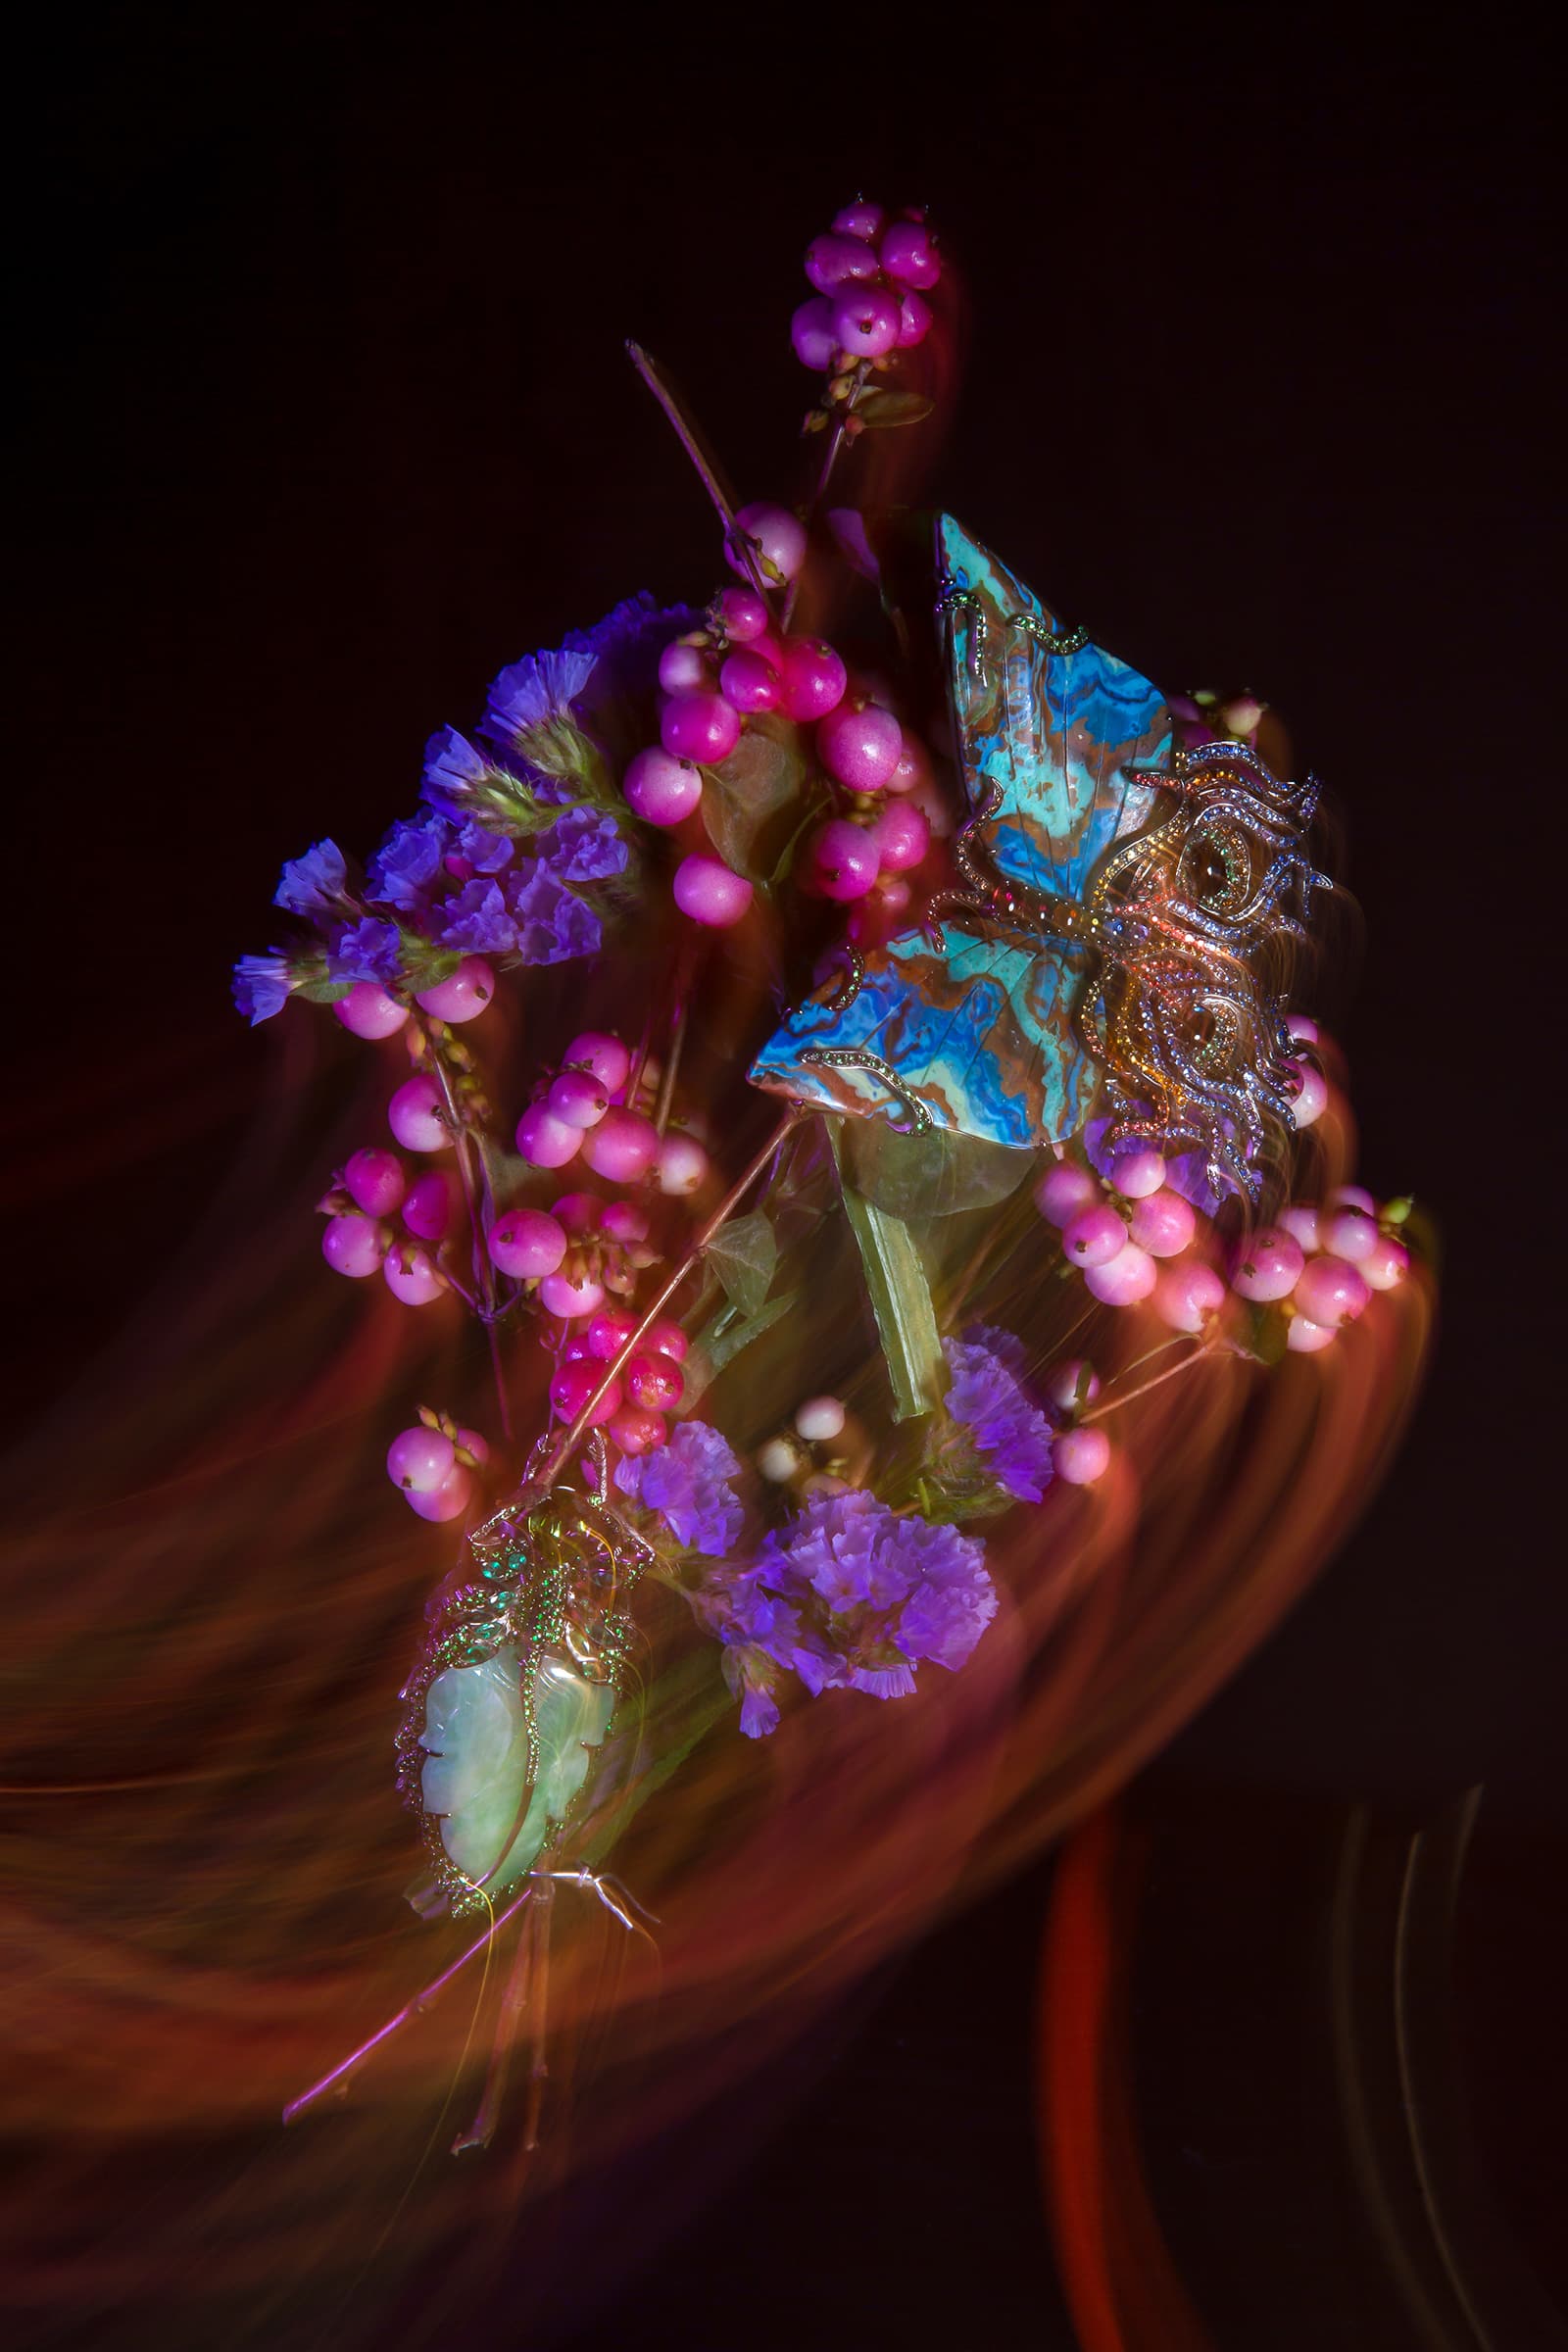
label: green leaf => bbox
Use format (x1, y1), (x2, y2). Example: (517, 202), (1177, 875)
(703, 713), (810, 883)
(703, 1287), (799, 1380)
(706, 1209), (777, 1320)
(828, 1124), (944, 1421)
(840, 1119), (1033, 1220)
(855, 389), (935, 429)
(296, 973), (355, 1004)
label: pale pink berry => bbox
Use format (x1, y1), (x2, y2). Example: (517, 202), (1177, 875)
(658, 639), (711, 695)
(1085, 1243), (1158, 1306)
(403, 1168), (459, 1241)
(515, 1102), (582, 1169)
(1331, 1183), (1377, 1214)
(1153, 1257), (1227, 1333)
(1036, 1161), (1100, 1227)
(1054, 1426), (1111, 1486)
(906, 770), (955, 839)
(1107, 1147), (1167, 1200)
(550, 1358), (621, 1425)
(586, 1309), (638, 1361)
(1044, 1359), (1102, 1414)
(549, 1067), (610, 1129)
(1129, 1187), (1197, 1258)
(804, 232), (880, 293)
(582, 1106), (660, 1182)
(1322, 1202), (1378, 1262)
(831, 198), (885, 241)
(455, 1427), (489, 1465)
(1286, 1314), (1337, 1353)
(387, 1426), (455, 1493)
(895, 289), (933, 347)
(563, 1032), (630, 1095)
(415, 956), (494, 1024)
(645, 1317), (688, 1362)
(1288, 1060), (1328, 1128)
(1294, 1254), (1370, 1327)
(1063, 1204), (1130, 1267)
(538, 1266), (605, 1321)
(673, 854), (753, 927)
(870, 801), (929, 873)
(717, 586), (769, 643)
(600, 1200), (650, 1245)
(728, 502), (808, 587)
(334, 981), (409, 1039)
(624, 745), (704, 828)
(817, 700), (903, 791)
(406, 1463), (472, 1522)
(775, 637), (847, 722)
(322, 1212), (385, 1278)
(872, 876), (911, 915)
(486, 1207), (567, 1280)
(791, 295), (838, 370)
(831, 284), (901, 358)
(662, 691), (740, 765)
(658, 1130), (710, 1196)
(384, 1242), (445, 1306)
(609, 1406), (667, 1456)
(883, 738), (930, 796)
(1277, 1202), (1321, 1253)
(1231, 1227), (1305, 1303)
(388, 1074), (452, 1153)
(808, 818), (882, 902)
(719, 648), (780, 713)
(1360, 1233), (1410, 1292)
(1286, 1013), (1320, 1044)
(343, 1147), (407, 1218)
(880, 219), (940, 288)
(551, 1193), (602, 1234)
(558, 1331), (597, 1363)
(626, 1351), (684, 1411)
(795, 1395), (847, 1443)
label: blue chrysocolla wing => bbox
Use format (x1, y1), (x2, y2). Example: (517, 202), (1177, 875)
(748, 517), (1173, 1147)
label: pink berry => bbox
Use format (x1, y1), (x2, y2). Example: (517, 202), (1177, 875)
(486, 1207), (567, 1279)
(1286, 1013), (1320, 1044)
(403, 1168), (459, 1240)
(549, 1358), (618, 1424)
(774, 637), (847, 722)
(817, 700), (903, 791)
(1360, 1233), (1410, 1292)
(662, 691), (741, 765)
(1107, 1148), (1167, 1200)
(896, 289), (932, 347)
(883, 738), (931, 796)
(879, 219), (940, 288)
(1129, 1188), (1197, 1258)
(870, 801), (929, 874)
(1054, 1426), (1111, 1486)
(1062, 1204), (1130, 1268)
(1085, 1242), (1158, 1307)
(586, 1309), (638, 1361)
(831, 284), (901, 359)
(1286, 1314), (1337, 1353)
(645, 1317), (689, 1362)
(717, 587), (769, 643)
(791, 295), (838, 370)
(1036, 1162), (1101, 1228)
(1294, 1254), (1370, 1327)
(388, 1074), (452, 1154)
(658, 639), (711, 695)
(658, 1130), (710, 1195)
(609, 1406), (667, 1456)
(415, 956), (494, 1024)
(551, 1192), (603, 1234)
(872, 876), (911, 916)
(563, 1032), (630, 1095)
(1153, 1257), (1227, 1334)
(581, 1106), (660, 1183)
(538, 1266), (605, 1321)
(387, 1426), (455, 1493)
(808, 818), (882, 903)
(384, 1243), (445, 1306)
(558, 1331), (597, 1363)
(719, 648), (781, 713)
(343, 1147), (406, 1218)
(1277, 1202), (1321, 1253)
(1331, 1183), (1377, 1214)
(673, 854), (754, 928)
(515, 1102), (583, 1169)
(831, 198), (885, 240)
(1322, 1203), (1378, 1262)
(728, 502), (808, 588)
(406, 1464), (472, 1522)
(334, 981), (409, 1040)
(804, 232), (880, 293)
(623, 745), (704, 828)
(1231, 1227), (1305, 1303)
(626, 1351), (684, 1411)
(1044, 1359), (1102, 1413)
(549, 1067), (611, 1129)
(1288, 1060), (1328, 1128)
(600, 1200), (650, 1245)
(321, 1212), (385, 1279)
(456, 1427), (489, 1465)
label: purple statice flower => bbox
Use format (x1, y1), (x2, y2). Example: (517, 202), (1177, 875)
(273, 839), (347, 918)
(455, 819), (514, 874)
(436, 878), (517, 956)
(506, 859), (601, 964)
(421, 726), (500, 822)
(755, 1489), (997, 1690)
(232, 952), (295, 1024)
(943, 1326), (1054, 1503)
(367, 812), (451, 909)
(720, 1646), (782, 1740)
(614, 1421), (744, 1557)
(895, 1532), (1002, 1672)
(327, 917), (403, 985)
(560, 591), (662, 662)
(539, 807), (628, 884)
(481, 646), (596, 749)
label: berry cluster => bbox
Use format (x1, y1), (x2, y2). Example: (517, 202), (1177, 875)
(386, 1409), (490, 1523)
(1040, 1359), (1111, 1487)
(791, 200), (941, 373)
(513, 1028), (710, 1197)
(318, 1145), (461, 1304)
(552, 1310), (689, 1456)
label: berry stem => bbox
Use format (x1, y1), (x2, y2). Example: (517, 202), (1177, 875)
(654, 937), (703, 1139)
(1080, 1332), (1223, 1423)
(430, 1044), (514, 1441)
(783, 363), (870, 628)
(625, 342), (772, 607)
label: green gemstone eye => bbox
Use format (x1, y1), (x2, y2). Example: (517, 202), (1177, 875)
(1181, 819), (1251, 916)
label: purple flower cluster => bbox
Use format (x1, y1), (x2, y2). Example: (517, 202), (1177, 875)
(613, 1421), (745, 1557)
(943, 1326), (1054, 1502)
(710, 1488), (996, 1739)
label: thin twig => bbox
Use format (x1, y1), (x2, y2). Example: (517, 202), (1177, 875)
(430, 1045), (514, 1440)
(625, 342), (772, 606)
(1080, 1333), (1222, 1423)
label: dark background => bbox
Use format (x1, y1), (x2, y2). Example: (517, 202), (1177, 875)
(11, 7), (1561, 2345)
